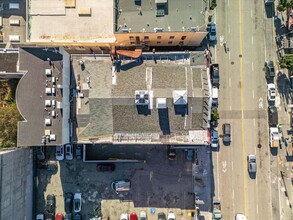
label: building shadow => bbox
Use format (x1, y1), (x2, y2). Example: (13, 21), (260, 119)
(158, 108), (170, 135)
(136, 105), (151, 116)
(174, 104), (188, 116)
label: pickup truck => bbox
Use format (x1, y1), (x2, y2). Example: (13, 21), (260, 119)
(270, 127), (279, 148)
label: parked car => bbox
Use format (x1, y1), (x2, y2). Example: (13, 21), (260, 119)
(130, 213), (138, 220)
(185, 149), (193, 161)
(56, 145), (64, 161)
(158, 212), (166, 220)
(208, 22), (216, 41)
(247, 154), (257, 173)
(76, 145), (82, 160)
(267, 83), (276, 102)
(36, 214), (45, 220)
(55, 213), (64, 220)
(64, 214), (73, 220)
(74, 213), (82, 220)
(65, 144), (73, 160)
(46, 194), (56, 215)
(64, 193), (73, 214)
(37, 146), (45, 161)
(210, 64), (219, 86)
(120, 213), (128, 220)
(268, 106), (278, 126)
(222, 123), (231, 144)
(45, 212), (54, 220)
(73, 193), (82, 213)
(139, 211), (147, 220)
(111, 180), (131, 194)
(96, 163), (115, 172)
(167, 212), (176, 220)
(211, 130), (219, 148)
(265, 60), (275, 78)
(167, 145), (176, 160)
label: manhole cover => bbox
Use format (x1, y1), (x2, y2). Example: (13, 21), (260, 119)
(231, 61), (234, 65)
(257, 144), (262, 148)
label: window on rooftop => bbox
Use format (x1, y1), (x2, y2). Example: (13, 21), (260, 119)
(181, 36), (187, 40)
(129, 36), (134, 40)
(144, 36), (149, 40)
(168, 41), (173, 44)
(157, 41), (161, 44)
(170, 36), (175, 39)
(157, 36), (162, 40)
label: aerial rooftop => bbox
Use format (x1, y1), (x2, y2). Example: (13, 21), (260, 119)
(29, 0), (115, 43)
(16, 47), (70, 147)
(115, 0), (206, 33)
(73, 52), (209, 144)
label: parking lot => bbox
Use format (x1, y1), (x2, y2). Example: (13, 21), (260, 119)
(36, 145), (212, 220)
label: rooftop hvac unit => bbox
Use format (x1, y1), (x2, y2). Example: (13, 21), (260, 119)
(52, 110), (56, 118)
(45, 100), (51, 107)
(122, 28), (129, 33)
(49, 134), (56, 141)
(52, 77), (56, 84)
(57, 101), (63, 109)
(156, 9), (165, 17)
(52, 100), (56, 108)
(135, 90), (150, 105)
(45, 69), (52, 76)
(45, 118), (51, 126)
(191, 27), (199, 32)
(154, 27), (163, 32)
(45, 88), (52, 95)
(52, 88), (56, 96)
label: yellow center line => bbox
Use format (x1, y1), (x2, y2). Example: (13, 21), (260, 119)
(238, 0), (247, 216)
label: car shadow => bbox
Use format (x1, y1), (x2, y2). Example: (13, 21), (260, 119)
(248, 172), (256, 179)
(270, 147), (278, 156)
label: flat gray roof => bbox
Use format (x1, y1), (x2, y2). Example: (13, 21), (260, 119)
(16, 48), (66, 146)
(115, 0), (207, 33)
(73, 52), (209, 143)
(0, 53), (18, 72)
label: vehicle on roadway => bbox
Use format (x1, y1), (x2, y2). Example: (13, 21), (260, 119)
(56, 145), (64, 161)
(64, 192), (73, 214)
(185, 149), (193, 161)
(36, 214), (44, 220)
(76, 144), (82, 159)
(211, 130), (219, 148)
(73, 193), (82, 213)
(210, 64), (219, 86)
(265, 60), (275, 78)
(270, 127), (280, 148)
(208, 22), (216, 41)
(268, 106), (278, 126)
(267, 83), (276, 102)
(247, 154), (257, 173)
(222, 123), (231, 144)
(111, 180), (131, 194)
(55, 213), (64, 220)
(235, 213), (247, 220)
(96, 163), (115, 172)
(74, 213), (82, 220)
(37, 146), (45, 161)
(130, 213), (138, 220)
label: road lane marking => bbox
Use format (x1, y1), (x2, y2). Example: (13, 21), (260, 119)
(228, 0), (230, 7)
(231, 161), (234, 171)
(232, 190), (235, 199)
(238, 0), (247, 215)
(253, 118), (256, 127)
(252, 62), (254, 72)
(251, 9), (253, 18)
(222, 160), (227, 173)
(257, 204), (259, 214)
(253, 89), (255, 99)
(228, 24), (231, 34)
(217, 153), (220, 198)
(259, 97), (263, 109)
(229, 50), (231, 60)
(264, 36), (267, 61)
(229, 77), (231, 87)
(230, 105), (232, 110)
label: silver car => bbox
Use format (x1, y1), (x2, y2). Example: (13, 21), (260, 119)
(247, 154), (256, 173)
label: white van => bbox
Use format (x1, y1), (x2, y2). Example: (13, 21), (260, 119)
(212, 87), (218, 106)
(111, 180), (130, 194)
(9, 35), (20, 42)
(235, 213), (247, 220)
(9, 3), (20, 9)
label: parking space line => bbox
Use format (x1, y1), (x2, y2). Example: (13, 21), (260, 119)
(229, 77), (231, 87)
(228, 24), (231, 34)
(251, 36), (254, 45)
(231, 161), (234, 171)
(232, 189), (235, 199)
(229, 50), (231, 60)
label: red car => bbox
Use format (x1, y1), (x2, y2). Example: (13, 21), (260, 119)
(96, 163), (115, 172)
(55, 213), (64, 220)
(130, 213), (138, 220)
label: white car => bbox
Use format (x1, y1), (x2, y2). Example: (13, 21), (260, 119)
(36, 214), (44, 220)
(65, 144), (73, 160)
(73, 193), (82, 213)
(267, 83), (276, 102)
(55, 145), (64, 161)
(120, 213), (128, 220)
(140, 211), (147, 220)
(167, 212), (175, 220)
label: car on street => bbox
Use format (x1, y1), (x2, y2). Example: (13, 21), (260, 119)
(158, 212), (166, 220)
(96, 163), (115, 172)
(167, 212), (175, 220)
(208, 22), (216, 41)
(46, 194), (55, 215)
(120, 213), (128, 220)
(76, 145), (82, 159)
(167, 145), (176, 160)
(37, 146), (45, 161)
(210, 64), (219, 86)
(73, 193), (82, 213)
(64, 193), (73, 214)
(74, 213), (82, 220)
(268, 106), (278, 126)
(235, 213), (247, 220)
(222, 123), (231, 144)
(36, 214), (45, 220)
(267, 83), (276, 102)
(185, 149), (193, 161)
(289, 75), (293, 92)
(65, 144), (73, 160)
(247, 154), (257, 173)
(211, 130), (219, 148)
(265, 60), (275, 78)
(55, 213), (64, 220)
(139, 211), (147, 220)
(56, 145), (64, 161)
(130, 213), (138, 220)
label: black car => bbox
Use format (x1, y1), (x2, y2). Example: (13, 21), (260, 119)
(74, 213), (82, 220)
(222, 123), (231, 144)
(76, 145), (82, 159)
(65, 213), (73, 220)
(210, 64), (219, 86)
(268, 106), (278, 126)
(158, 212), (166, 220)
(167, 145), (176, 160)
(46, 194), (56, 214)
(64, 193), (73, 214)
(265, 60), (275, 78)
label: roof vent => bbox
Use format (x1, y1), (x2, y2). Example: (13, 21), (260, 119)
(135, 90), (150, 105)
(154, 27), (163, 32)
(49, 134), (56, 141)
(45, 69), (52, 76)
(45, 88), (52, 95)
(173, 90), (188, 105)
(45, 118), (51, 126)
(57, 101), (63, 109)
(45, 100), (51, 107)
(191, 26), (199, 32)
(156, 98), (167, 109)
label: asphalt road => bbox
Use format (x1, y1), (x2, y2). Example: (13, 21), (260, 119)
(210, 1), (277, 220)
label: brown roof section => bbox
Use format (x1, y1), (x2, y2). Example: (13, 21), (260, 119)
(0, 53), (18, 72)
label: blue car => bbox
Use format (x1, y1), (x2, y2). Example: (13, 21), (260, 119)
(208, 22), (216, 41)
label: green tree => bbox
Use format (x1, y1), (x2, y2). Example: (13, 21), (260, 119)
(277, 0), (293, 12)
(280, 54), (293, 70)
(211, 107), (220, 127)
(210, 0), (217, 10)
